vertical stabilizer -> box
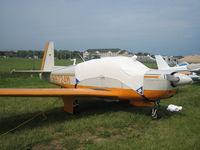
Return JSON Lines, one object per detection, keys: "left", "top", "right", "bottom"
{"left": 40, "top": 42, "right": 54, "bottom": 71}
{"left": 155, "top": 55, "right": 170, "bottom": 70}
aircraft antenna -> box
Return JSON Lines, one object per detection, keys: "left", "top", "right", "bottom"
{"left": 78, "top": 53, "right": 85, "bottom": 62}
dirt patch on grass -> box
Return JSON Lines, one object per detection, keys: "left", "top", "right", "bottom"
{"left": 32, "top": 145, "right": 53, "bottom": 150}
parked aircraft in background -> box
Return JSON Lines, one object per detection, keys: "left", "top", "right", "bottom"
{"left": 186, "top": 64, "right": 200, "bottom": 75}
{"left": 155, "top": 55, "right": 200, "bottom": 81}
{"left": 0, "top": 43, "right": 193, "bottom": 119}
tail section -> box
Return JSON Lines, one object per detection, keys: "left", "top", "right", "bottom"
{"left": 155, "top": 55, "right": 170, "bottom": 70}
{"left": 40, "top": 42, "right": 55, "bottom": 71}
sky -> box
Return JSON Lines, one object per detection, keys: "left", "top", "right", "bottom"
{"left": 0, "top": 0, "right": 200, "bottom": 56}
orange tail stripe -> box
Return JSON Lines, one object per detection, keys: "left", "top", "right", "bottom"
{"left": 40, "top": 42, "right": 49, "bottom": 70}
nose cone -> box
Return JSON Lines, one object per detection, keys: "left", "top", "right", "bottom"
{"left": 174, "top": 73, "right": 193, "bottom": 85}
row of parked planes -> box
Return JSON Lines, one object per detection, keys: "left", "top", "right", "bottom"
{"left": 0, "top": 42, "right": 199, "bottom": 119}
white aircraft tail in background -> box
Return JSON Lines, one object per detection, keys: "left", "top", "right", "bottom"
{"left": 155, "top": 55, "right": 171, "bottom": 70}
{"left": 155, "top": 55, "right": 187, "bottom": 71}
{"left": 155, "top": 55, "right": 200, "bottom": 80}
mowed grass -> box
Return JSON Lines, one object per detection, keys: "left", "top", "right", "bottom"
{"left": 0, "top": 58, "right": 200, "bottom": 150}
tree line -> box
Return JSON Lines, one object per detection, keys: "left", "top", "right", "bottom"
{"left": 0, "top": 50, "right": 83, "bottom": 59}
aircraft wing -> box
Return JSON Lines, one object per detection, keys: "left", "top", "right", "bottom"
{"left": 0, "top": 88, "right": 119, "bottom": 98}
{"left": 0, "top": 88, "right": 121, "bottom": 114}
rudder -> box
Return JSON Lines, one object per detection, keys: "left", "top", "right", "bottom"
{"left": 40, "top": 42, "right": 55, "bottom": 71}
{"left": 155, "top": 55, "right": 170, "bottom": 70}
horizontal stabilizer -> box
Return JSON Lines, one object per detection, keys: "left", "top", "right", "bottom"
{"left": 11, "top": 70, "right": 51, "bottom": 74}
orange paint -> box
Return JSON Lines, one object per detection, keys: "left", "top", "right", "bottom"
{"left": 50, "top": 82, "right": 178, "bottom": 100}
{"left": 0, "top": 88, "right": 119, "bottom": 98}
{"left": 180, "top": 72, "right": 191, "bottom": 75}
{"left": 62, "top": 96, "right": 74, "bottom": 114}
{"left": 144, "top": 76, "right": 160, "bottom": 78}
{"left": 130, "top": 100, "right": 154, "bottom": 106}
{"left": 40, "top": 42, "right": 48, "bottom": 70}
{"left": 144, "top": 89, "right": 177, "bottom": 100}
{"left": 50, "top": 82, "right": 144, "bottom": 100}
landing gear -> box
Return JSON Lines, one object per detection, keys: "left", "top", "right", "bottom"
{"left": 151, "top": 100, "right": 160, "bottom": 120}
{"left": 73, "top": 100, "right": 80, "bottom": 115}
{"left": 62, "top": 96, "right": 80, "bottom": 115}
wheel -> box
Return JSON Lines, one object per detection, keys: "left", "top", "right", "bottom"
{"left": 151, "top": 108, "right": 159, "bottom": 120}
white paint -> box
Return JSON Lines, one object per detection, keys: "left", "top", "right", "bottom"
{"left": 42, "top": 42, "right": 54, "bottom": 71}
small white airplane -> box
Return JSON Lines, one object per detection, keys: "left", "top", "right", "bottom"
{"left": 0, "top": 42, "right": 193, "bottom": 119}
{"left": 155, "top": 55, "right": 200, "bottom": 80}
{"left": 187, "top": 63, "right": 200, "bottom": 76}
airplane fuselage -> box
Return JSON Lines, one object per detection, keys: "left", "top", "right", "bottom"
{"left": 46, "top": 57, "right": 181, "bottom": 105}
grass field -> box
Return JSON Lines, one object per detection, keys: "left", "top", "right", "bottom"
{"left": 0, "top": 58, "right": 200, "bottom": 150}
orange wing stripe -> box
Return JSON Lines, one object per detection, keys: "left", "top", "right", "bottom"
{"left": 0, "top": 88, "right": 119, "bottom": 97}
{"left": 0, "top": 88, "right": 178, "bottom": 100}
